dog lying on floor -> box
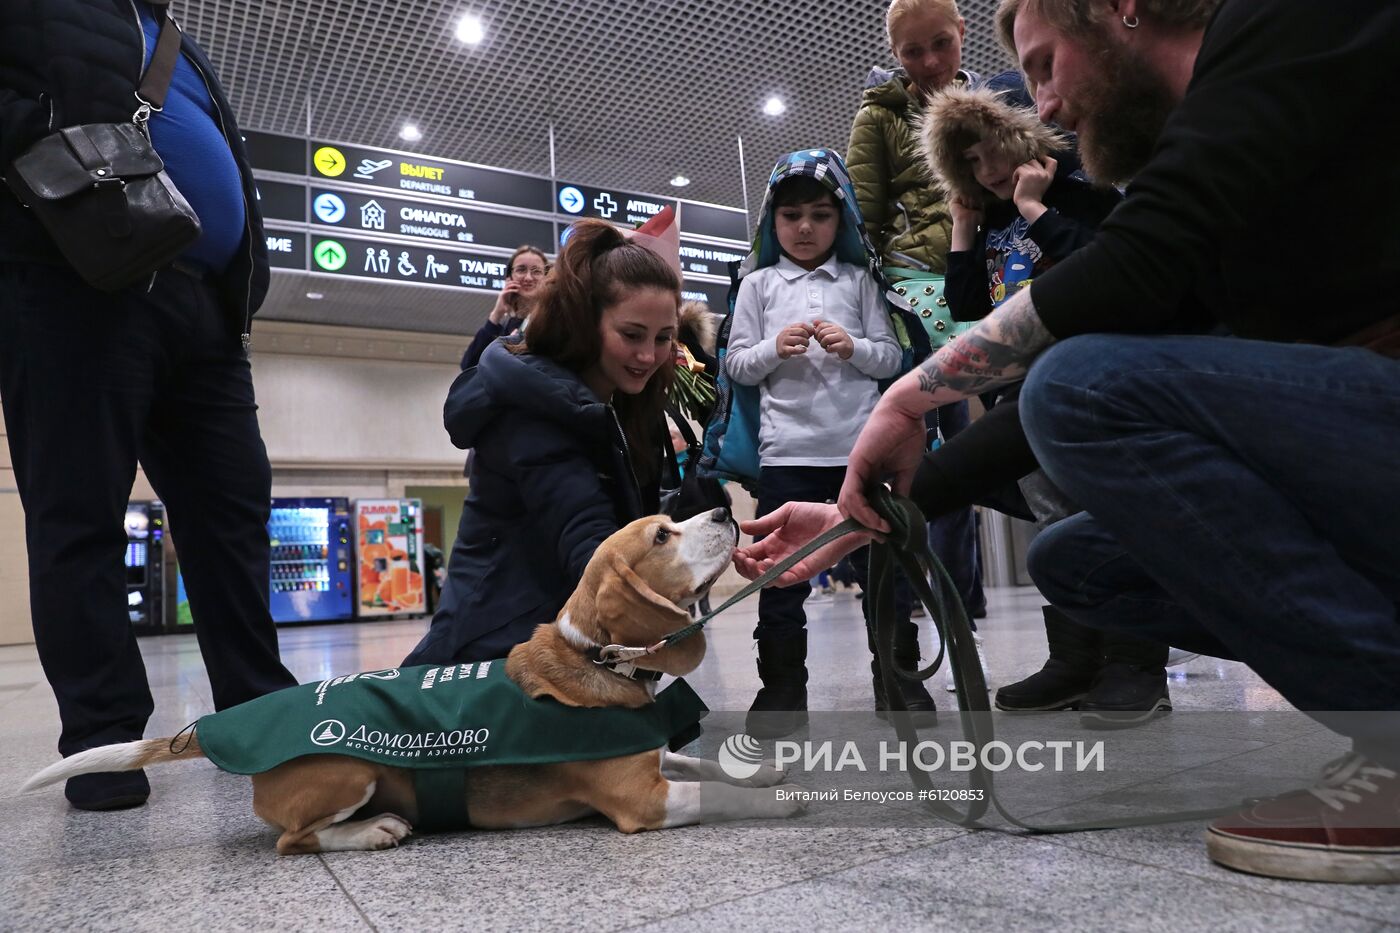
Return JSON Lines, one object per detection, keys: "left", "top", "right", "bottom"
{"left": 23, "top": 508, "right": 809, "bottom": 853}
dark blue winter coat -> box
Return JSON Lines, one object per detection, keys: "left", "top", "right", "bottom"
{"left": 403, "top": 339, "right": 656, "bottom": 664}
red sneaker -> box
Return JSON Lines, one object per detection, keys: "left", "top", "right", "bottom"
{"left": 1207, "top": 753, "right": 1400, "bottom": 883}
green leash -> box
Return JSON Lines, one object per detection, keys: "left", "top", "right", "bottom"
{"left": 618, "top": 488, "right": 1243, "bottom": 834}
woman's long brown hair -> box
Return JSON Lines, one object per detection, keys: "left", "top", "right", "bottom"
{"left": 510, "top": 220, "right": 679, "bottom": 489}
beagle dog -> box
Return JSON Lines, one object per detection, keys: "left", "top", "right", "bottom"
{"left": 23, "top": 508, "right": 807, "bottom": 854}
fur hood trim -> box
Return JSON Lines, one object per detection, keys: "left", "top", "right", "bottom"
{"left": 679, "top": 300, "right": 717, "bottom": 355}
{"left": 919, "top": 84, "right": 1066, "bottom": 204}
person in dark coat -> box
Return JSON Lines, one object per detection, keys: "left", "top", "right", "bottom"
{"left": 0, "top": 0, "right": 294, "bottom": 812}
{"left": 404, "top": 219, "right": 681, "bottom": 664}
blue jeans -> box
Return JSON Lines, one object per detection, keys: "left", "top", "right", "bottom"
{"left": 1020, "top": 334, "right": 1400, "bottom": 762}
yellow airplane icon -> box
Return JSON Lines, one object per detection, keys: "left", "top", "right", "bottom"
{"left": 313, "top": 146, "right": 346, "bottom": 177}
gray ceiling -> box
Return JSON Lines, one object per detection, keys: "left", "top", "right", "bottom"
{"left": 181, "top": 0, "right": 1013, "bottom": 214}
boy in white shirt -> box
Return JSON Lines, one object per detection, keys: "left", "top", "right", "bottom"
{"left": 728, "top": 173, "right": 931, "bottom": 738}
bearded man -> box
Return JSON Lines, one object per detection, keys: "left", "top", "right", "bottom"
{"left": 734, "top": 0, "right": 1400, "bottom": 884}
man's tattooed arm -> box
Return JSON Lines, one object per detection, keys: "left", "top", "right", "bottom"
{"left": 914, "top": 287, "right": 1057, "bottom": 403}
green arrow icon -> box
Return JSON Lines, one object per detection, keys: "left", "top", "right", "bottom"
{"left": 313, "top": 239, "right": 347, "bottom": 271}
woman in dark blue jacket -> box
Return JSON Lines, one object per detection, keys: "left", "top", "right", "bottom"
{"left": 404, "top": 220, "right": 680, "bottom": 664}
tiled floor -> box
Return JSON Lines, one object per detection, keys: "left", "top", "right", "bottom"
{"left": 2, "top": 586, "right": 1396, "bottom": 931}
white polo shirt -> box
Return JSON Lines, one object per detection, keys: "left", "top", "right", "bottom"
{"left": 725, "top": 254, "right": 902, "bottom": 466}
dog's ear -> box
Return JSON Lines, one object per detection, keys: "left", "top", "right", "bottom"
{"left": 596, "top": 551, "right": 690, "bottom": 630}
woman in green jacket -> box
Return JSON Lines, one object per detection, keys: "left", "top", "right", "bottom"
{"left": 848, "top": 0, "right": 976, "bottom": 275}
{"left": 847, "top": 0, "right": 988, "bottom": 704}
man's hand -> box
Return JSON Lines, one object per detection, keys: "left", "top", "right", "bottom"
{"left": 812, "top": 320, "right": 855, "bottom": 360}
{"left": 776, "top": 322, "right": 815, "bottom": 359}
{"left": 837, "top": 398, "right": 928, "bottom": 534}
{"left": 733, "top": 502, "right": 869, "bottom": 587}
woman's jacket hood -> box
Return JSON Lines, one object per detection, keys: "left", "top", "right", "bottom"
{"left": 860, "top": 66, "right": 980, "bottom": 114}
{"left": 920, "top": 84, "right": 1068, "bottom": 205}
{"left": 446, "top": 338, "right": 609, "bottom": 450}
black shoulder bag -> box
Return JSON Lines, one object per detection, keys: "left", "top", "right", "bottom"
{"left": 2, "top": 1, "right": 201, "bottom": 291}
{"left": 660, "top": 407, "right": 732, "bottom": 521}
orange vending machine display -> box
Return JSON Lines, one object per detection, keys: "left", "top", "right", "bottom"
{"left": 354, "top": 499, "right": 426, "bottom": 618}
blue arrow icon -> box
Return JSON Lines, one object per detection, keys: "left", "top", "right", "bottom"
{"left": 559, "top": 186, "right": 584, "bottom": 214}
{"left": 313, "top": 192, "right": 346, "bottom": 224}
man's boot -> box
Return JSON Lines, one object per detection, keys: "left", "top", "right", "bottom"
{"left": 746, "top": 631, "right": 809, "bottom": 739}
{"left": 1079, "top": 631, "right": 1171, "bottom": 729}
{"left": 869, "top": 620, "right": 938, "bottom": 726}
{"left": 995, "top": 606, "right": 1101, "bottom": 711}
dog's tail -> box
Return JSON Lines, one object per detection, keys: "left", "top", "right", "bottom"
{"left": 21, "top": 733, "right": 206, "bottom": 793}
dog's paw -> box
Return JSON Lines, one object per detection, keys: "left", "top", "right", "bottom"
{"left": 364, "top": 813, "right": 413, "bottom": 849}
{"left": 739, "top": 761, "right": 786, "bottom": 788}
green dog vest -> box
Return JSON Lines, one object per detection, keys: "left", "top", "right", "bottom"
{"left": 196, "top": 661, "right": 707, "bottom": 831}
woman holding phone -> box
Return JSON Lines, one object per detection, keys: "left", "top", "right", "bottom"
{"left": 460, "top": 245, "right": 550, "bottom": 369}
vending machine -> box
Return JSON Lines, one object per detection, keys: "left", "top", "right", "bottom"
{"left": 125, "top": 501, "right": 166, "bottom": 635}
{"left": 267, "top": 497, "right": 355, "bottom": 624}
{"left": 354, "top": 499, "right": 427, "bottom": 618}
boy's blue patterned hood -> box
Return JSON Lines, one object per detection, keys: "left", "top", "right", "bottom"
{"left": 742, "top": 148, "right": 888, "bottom": 284}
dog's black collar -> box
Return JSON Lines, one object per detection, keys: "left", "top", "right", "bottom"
{"left": 584, "top": 647, "right": 665, "bottom": 682}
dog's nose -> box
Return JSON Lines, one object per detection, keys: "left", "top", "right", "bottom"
{"left": 708, "top": 507, "right": 730, "bottom": 523}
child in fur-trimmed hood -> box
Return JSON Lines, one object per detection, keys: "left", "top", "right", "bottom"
{"left": 920, "top": 84, "right": 1122, "bottom": 323}
{"left": 916, "top": 84, "right": 1178, "bottom": 722}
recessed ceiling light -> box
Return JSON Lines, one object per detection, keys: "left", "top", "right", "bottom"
{"left": 306, "top": 291, "right": 324, "bottom": 300}
{"left": 763, "top": 96, "right": 787, "bottom": 117}
{"left": 455, "top": 13, "right": 485, "bottom": 45}
{"left": 399, "top": 124, "right": 422, "bottom": 142}
{"left": 670, "top": 175, "right": 691, "bottom": 187}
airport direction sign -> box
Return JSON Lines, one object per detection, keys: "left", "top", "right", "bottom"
{"left": 264, "top": 230, "right": 307, "bottom": 270}
{"left": 556, "top": 181, "right": 676, "bottom": 227}
{"left": 255, "top": 178, "right": 308, "bottom": 223}
{"left": 678, "top": 238, "right": 746, "bottom": 278}
{"left": 242, "top": 130, "right": 305, "bottom": 176}
{"left": 678, "top": 201, "right": 750, "bottom": 242}
{"left": 308, "top": 141, "right": 554, "bottom": 214}
{"left": 246, "top": 131, "right": 747, "bottom": 245}
{"left": 309, "top": 187, "right": 554, "bottom": 251}
{"left": 680, "top": 278, "right": 732, "bottom": 311}
{"left": 310, "top": 234, "right": 511, "bottom": 293}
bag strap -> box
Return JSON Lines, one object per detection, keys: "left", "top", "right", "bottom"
{"left": 661, "top": 424, "right": 682, "bottom": 488}
{"left": 665, "top": 404, "right": 701, "bottom": 453}
{"left": 137, "top": 3, "right": 183, "bottom": 112}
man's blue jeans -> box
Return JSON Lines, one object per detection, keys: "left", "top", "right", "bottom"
{"left": 1019, "top": 335, "right": 1400, "bottom": 763}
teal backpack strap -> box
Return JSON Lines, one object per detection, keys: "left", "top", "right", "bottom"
{"left": 411, "top": 769, "right": 472, "bottom": 833}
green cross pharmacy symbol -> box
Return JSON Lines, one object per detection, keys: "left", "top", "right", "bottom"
{"left": 313, "top": 239, "right": 347, "bottom": 272}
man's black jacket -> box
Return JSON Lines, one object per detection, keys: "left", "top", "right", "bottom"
{"left": 0, "top": 0, "right": 269, "bottom": 328}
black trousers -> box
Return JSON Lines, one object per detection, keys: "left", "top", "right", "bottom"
{"left": 0, "top": 262, "right": 295, "bottom": 757}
